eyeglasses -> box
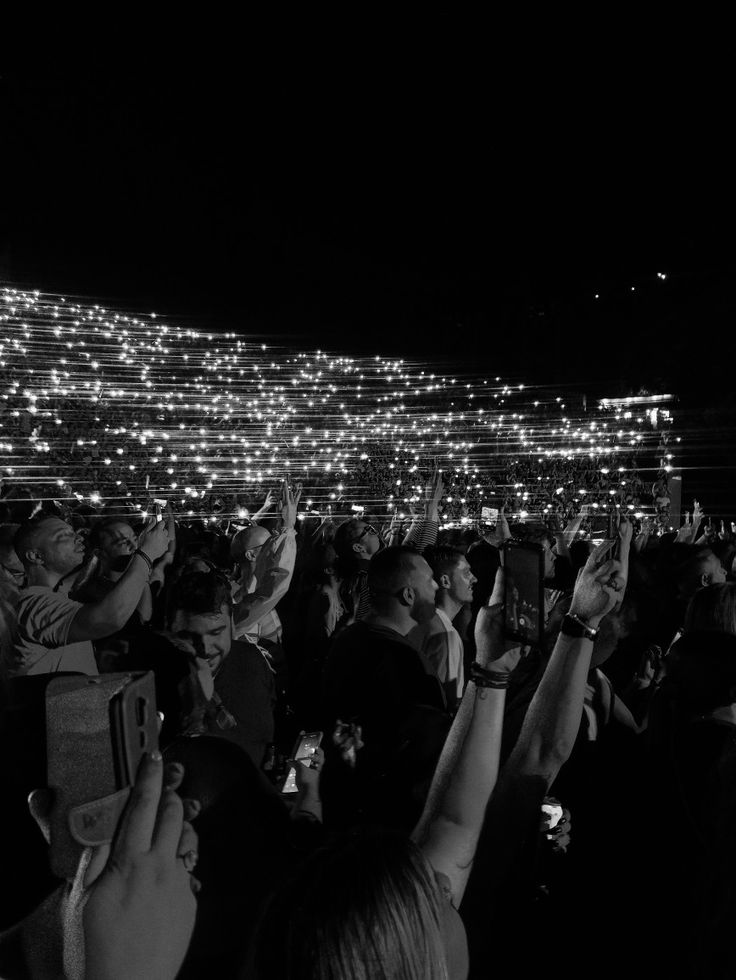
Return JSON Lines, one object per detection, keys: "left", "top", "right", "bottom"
{"left": 354, "top": 524, "right": 378, "bottom": 542}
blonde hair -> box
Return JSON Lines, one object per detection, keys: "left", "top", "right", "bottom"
{"left": 253, "top": 829, "right": 449, "bottom": 980}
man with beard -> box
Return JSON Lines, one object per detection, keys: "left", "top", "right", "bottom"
{"left": 322, "top": 546, "right": 450, "bottom": 830}
{"left": 4, "top": 514, "right": 167, "bottom": 677}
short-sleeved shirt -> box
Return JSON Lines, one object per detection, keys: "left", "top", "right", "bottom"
{"left": 408, "top": 608, "right": 465, "bottom": 699}
{"left": 5, "top": 586, "right": 97, "bottom": 677}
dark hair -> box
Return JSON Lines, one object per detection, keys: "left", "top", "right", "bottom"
{"left": 675, "top": 546, "right": 721, "bottom": 599}
{"left": 165, "top": 569, "right": 232, "bottom": 626}
{"left": 685, "top": 584, "right": 736, "bottom": 636}
{"left": 667, "top": 632, "right": 736, "bottom": 714}
{"left": 423, "top": 546, "right": 464, "bottom": 585}
{"left": 367, "top": 545, "right": 421, "bottom": 604}
{"left": 87, "top": 517, "right": 133, "bottom": 552}
{"left": 253, "top": 828, "right": 448, "bottom": 980}
{"left": 334, "top": 518, "right": 364, "bottom": 558}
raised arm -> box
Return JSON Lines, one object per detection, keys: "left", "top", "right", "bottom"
{"left": 461, "top": 543, "right": 627, "bottom": 932}
{"left": 68, "top": 520, "right": 169, "bottom": 641}
{"left": 412, "top": 569, "right": 523, "bottom": 906}
{"left": 232, "top": 483, "right": 298, "bottom": 636}
{"left": 504, "top": 541, "right": 625, "bottom": 782}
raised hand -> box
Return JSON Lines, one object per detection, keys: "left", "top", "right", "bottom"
{"left": 569, "top": 540, "right": 626, "bottom": 626}
{"left": 83, "top": 753, "right": 197, "bottom": 980}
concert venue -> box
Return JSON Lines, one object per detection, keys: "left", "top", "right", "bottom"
{"left": 2, "top": 61, "right": 735, "bottom": 980}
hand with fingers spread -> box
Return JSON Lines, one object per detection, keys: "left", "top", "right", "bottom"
{"left": 83, "top": 753, "right": 197, "bottom": 980}
{"left": 569, "top": 540, "right": 627, "bottom": 627}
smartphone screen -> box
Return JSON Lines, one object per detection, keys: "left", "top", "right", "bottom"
{"left": 281, "top": 731, "right": 323, "bottom": 794}
{"left": 503, "top": 541, "right": 544, "bottom": 647}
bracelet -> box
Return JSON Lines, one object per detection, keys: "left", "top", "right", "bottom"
{"left": 560, "top": 613, "right": 599, "bottom": 642}
{"left": 133, "top": 549, "right": 153, "bottom": 574}
{"left": 469, "top": 662, "right": 510, "bottom": 689}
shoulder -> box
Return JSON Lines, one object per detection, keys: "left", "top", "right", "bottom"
{"left": 17, "top": 587, "right": 81, "bottom": 617}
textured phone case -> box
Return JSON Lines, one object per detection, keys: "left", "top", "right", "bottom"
{"left": 45, "top": 672, "right": 157, "bottom": 880}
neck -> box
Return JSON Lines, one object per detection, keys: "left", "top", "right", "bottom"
{"left": 364, "top": 608, "right": 415, "bottom": 636}
{"left": 437, "top": 592, "right": 462, "bottom": 621}
{"left": 26, "top": 566, "right": 63, "bottom": 590}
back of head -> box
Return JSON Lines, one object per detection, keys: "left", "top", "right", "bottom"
{"left": 667, "top": 631, "right": 736, "bottom": 716}
{"left": 163, "top": 736, "right": 293, "bottom": 978}
{"left": 253, "top": 828, "right": 447, "bottom": 980}
{"left": 367, "top": 545, "right": 419, "bottom": 607}
{"left": 685, "top": 584, "right": 736, "bottom": 636}
{"left": 513, "top": 522, "right": 553, "bottom": 549}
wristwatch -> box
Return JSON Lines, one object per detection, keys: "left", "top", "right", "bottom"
{"left": 560, "top": 613, "right": 599, "bottom": 641}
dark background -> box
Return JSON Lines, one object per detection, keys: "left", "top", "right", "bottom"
{"left": 3, "top": 48, "right": 736, "bottom": 511}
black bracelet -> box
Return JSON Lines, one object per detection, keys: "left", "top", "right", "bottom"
{"left": 133, "top": 549, "right": 153, "bottom": 574}
{"left": 470, "top": 662, "right": 510, "bottom": 690}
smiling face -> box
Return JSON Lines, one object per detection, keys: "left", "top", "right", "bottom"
{"left": 170, "top": 603, "right": 232, "bottom": 674}
{"left": 98, "top": 521, "right": 138, "bottom": 573}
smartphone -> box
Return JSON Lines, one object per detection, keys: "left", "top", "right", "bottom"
{"left": 46, "top": 672, "right": 159, "bottom": 879}
{"left": 281, "top": 731, "right": 323, "bottom": 794}
{"left": 503, "top": 540, "right": 545, "bottom": 648}
{"left": 153, "top": 498, "right": 167, "bottom": 523}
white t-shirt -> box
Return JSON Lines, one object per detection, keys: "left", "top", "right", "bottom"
{"left": 5, "top": 586, "right": 97, "bottom": 677}
{"left": 408, "top": 608, "right": 465, "bottom": 699}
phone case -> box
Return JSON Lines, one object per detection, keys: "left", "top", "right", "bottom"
{"left": 46, "top": 672, "right": 158, "bottom": 880}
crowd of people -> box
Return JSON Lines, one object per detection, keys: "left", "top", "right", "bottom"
{"left": 1, "top": 458, "right": 735, "bottom": 979}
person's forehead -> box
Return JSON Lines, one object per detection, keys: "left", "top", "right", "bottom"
{"left": 46, "top": 519, "right": 74, "bottom": 539}
{"left": 171, "top": 607, "right": 230, "bottom": 632}
{"left": 104, "top": 523, "right": 135, "bottom": 539}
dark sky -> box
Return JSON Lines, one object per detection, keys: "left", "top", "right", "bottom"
{"left": 3, "top": 59, "right": 736, "bottom": 401}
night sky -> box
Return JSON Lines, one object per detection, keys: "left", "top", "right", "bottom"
{"left": 4, "top": 59, "right": 736, "bottom": 508}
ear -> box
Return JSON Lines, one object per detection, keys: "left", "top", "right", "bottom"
{"left": 244, "top": 550, "right": 257, "bottom": 563}
{"left": 439, "top": 572, "right": 452, "bottom": 590}
{"left": 399, "top": 585, "right": 414, "bottom": 607}
{"left": 27, "top": 788, "right": 53, "bottom": 845}
{"left": 23, "top": 548, "right": 44, "bottom": 567}
{"left": 352, "top": 542, "right": 367, "bottom": 557}
{"left": 701, "top": 573, "right": 711, "bottom": 588}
